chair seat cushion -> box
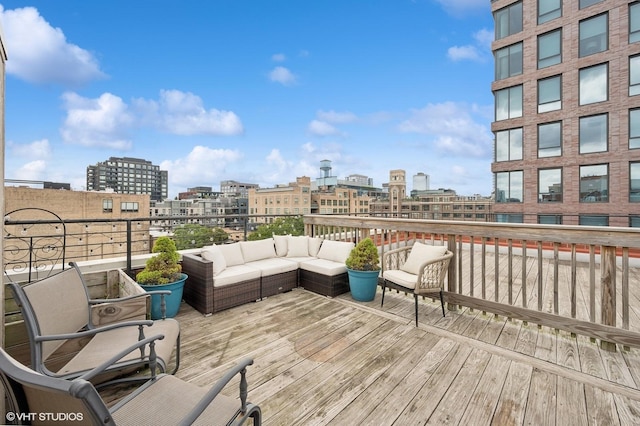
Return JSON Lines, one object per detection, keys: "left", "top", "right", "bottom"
{"left": 383, "top": 269, "right": 418, "bottom": 289}
{"left": 247, "top": 258, "right": 299, "bottom": 277}
{"left": 213, "top": 265, "right": 261, "bottom": 287}
{"left": 400, "top": 243, "right": 447, "bottom": 275}
{"left": 299, "top": 258, "right": 347, "bottom": 277}
{"left": 112, "top": 374, "right": 242, "bottom": 426}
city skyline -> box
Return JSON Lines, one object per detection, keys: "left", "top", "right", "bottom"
{"left": 1, "top": 0, "right": 494, "bottom": 199}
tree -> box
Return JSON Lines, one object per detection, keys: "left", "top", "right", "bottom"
{"left": 173, "top": 224, "right": 228, "bottom": 249}
{"left": 247, "top": 216, "right": 304, "bottom": 241}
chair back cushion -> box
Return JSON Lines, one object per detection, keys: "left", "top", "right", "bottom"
{"left": 400, "top": 243, "right": 447, "bottom": 275}
{"left": 21, "top": 267, "right": 91, "bottom": 361}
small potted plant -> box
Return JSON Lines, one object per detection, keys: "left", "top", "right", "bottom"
{"left": 136, "top": 236, "right": 188, "bottom": 319}
{"left": 345, "top": 237, "right": 381, "bottom": 301}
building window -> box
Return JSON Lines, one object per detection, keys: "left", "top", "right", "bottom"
{"left": 538, "top": 168, "right": 562, "bottom": 202}
{"left": 579, "top": 0, "right": 603, "bottom": 8}
{"left": 579, "top": 63, "right": 608, "bottom": 105}
{"left": 496, "top": 171, "right": 523, "bottom": 203}
{"left": 538, "top": 75, "right": 561, "bottom": 112}
{"left": 632, "top": 3, "right": 640, "bottom": 43}
{"left": 538, "top": 121, "right": 562, "bottom": 157}
{"left": 631, "top": 162, "right": 640, "bottom": 202}
{"left": 631, "top": 216, "right": 640, "bottom": 227}
{"left": 580, "top": 164, "right": 608, "bottom": 202}
{"left": 539, "top": 214, "right": 562, "bottom": 225}
{"left": 579, "top": 114, "right": 608, "bottom": 154}
{"left": 496, "top": 214, "right": 523, "bottom": 223}
{"left": 495, "top": 1, "right": 522, "bottom": 40}
{"left": 538, "top": 29, "right": 562, "bottom": 69}
{"left": 579, "top": 215, "right": 608, "bottom": 226}
{"left": 538, "top": 0, "right": 561, "bottom": 25}
{"left": 631, "top": 109, "right": 640, "bottom": 149}
{"left": 630, "top": 55, "right": 640, "bottom": 96}
{"left": 495, "top": 85, "right": 523, "bottom": 121}
{"left": 121, "top": 202, "right": 139, "bottom": 212}
{"left": 495, "top": 128, "right": 523, "bottom": 161}
{"left": 103, "top": 199, "right": 113, "bottom": 213}
{"left": 495, "top": 43, "right": 523, "bottom": 80}
{"left": 579, "top": 13, "right": 608, "bottom": 57}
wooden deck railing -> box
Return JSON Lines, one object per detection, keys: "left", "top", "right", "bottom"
{"left": 304, "top": 215, "right": 640, "bottom": 351}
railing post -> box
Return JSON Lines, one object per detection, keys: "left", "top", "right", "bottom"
{"left": 447, "top": 234, "right": 457, "bottom": 312}
{"left": 126, "top": 220, "right": 132, "bottom": 274}
{"left": 600, "top": 245, "right": 617, "bottom": 351}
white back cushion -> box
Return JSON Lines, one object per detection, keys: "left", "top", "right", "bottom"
{"left": 287, "top": 236, "right": 309, "bottom": 257}
{"left": 308, "top": 237, "right": 323, "bottom": 257}
{"left": 400, "top": 242, "right": 447, "bottom": 275}
{"left": 316, "top": 240, "right": 355, "bottom": 263}
{"left": 240, "top": 238, "right": 277, "bottom": 263}
{"left": 201, "top": 245, "right": 227, "bottom": 276}
{"left": 218, "top": 243, "right": 245, "bottom": 266}
{"left": 273, "top": 234, "right": 289, "bottom": 257}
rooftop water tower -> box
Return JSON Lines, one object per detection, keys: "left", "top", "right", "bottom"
{"left": 320, "top": 159, "right": 332, "bottom": 178}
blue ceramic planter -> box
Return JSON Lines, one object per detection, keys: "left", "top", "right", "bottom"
{"left": 140, "top": 273, "right": 187, "bottom": 319}
{"left": 347, "top": 269, "right": 380, "bottom": 302}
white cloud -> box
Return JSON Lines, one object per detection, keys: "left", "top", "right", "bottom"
{"left": 134, "top": 89, "right": 244, "bottom": 136}
{"left": 160, "top": 146, "right": 243, "bottom": 191}
{"left": 398, "top": 101, "right": 492, "bottom": 157}
{"left": 0, "top": 6, "right": 106, "bottom": 86}
{"left": 317, "top": 110, "right": 357, "bottom": 124}
{"left": 9, "top": 139, "right": 51, "bottom": 158}
{"left": 269, "top": 66, "right": 297, "bottom": 86}
{"left": 308, "top": 120, "right": 340, "bottom": 136}
{"left": 272, "top": 53, "right": 286, "bottom": 62}
{"left": 447, "top": 45, "right": 481, "bottom": 62}
{"left": 474, "top": 28, "right": 494, "bottom": 49}
{"left": 14, "top": 160, "right": 47, "bottom": 181}
{"left": 60, "top": 92, "right": 134, "bottom": 150}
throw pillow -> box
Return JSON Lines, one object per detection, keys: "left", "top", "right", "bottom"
{"left": 287, "top": 235, "right": 309, "bottom": 257}
{"left": 400, "top": 242, "right": 447, "bottom": 275}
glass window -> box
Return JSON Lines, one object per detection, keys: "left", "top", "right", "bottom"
{"left": 495, "top": 2, "right": 522, "bottom": 40}
{"left": 631, "top": 109, "right": 640, "bottom": 149}
{"left": 538, "top": 29, "right": 562, "bottom": 69}
{"left": 579, "top": 63, "right": 608, "bottom": 105}
{"left": 631, "top": 216, "right": 640, "bottom": 227}
{"left": 538, "top": 75, "right": 561, "bottom": 112}
{"left": 580, "top": 164, "right": 608, "bottom": 202}
{"left": 102, "top": 199, "right": 113, "bottom": 213}
{"left": 538, "top": 0, "right": 561, "bottom": 25}
{"left": 495, "top": 85, "right": 523, "bottom": 121}
{"left": 496, "top": 214, "right": 524, "bottom": 223}
{"left": 539, "top": 168, "right": 563, "bottom": 202}
{"left": 579, "top": 215, "right": 608, "bottom": 226}
{"left": 495, "top": 128, "right": 523, "bottom": 161}
{"left": 631, "top": 162, "right": 640, "bottom": 202}
{"left": 631, "top": 3, "right": 640, "bottom": 43}
{"left": 579, "top": 114, "right": 607, "bottom": 154}
{"left": 579, "top": 0, "right": 603, "bottom": 8}
{"left": 496, "top": 171, "right": 523, "bottom": 203}
{"left": 538, "top": 121, "right": 562, "bottom": 157}
{"left": 630, "top": 55, "right": 640, "bottom": 96}
{"left": 579, "top": 14, "right": 608, "bottom": 57}
{"left": 539, "top": 214, "right": 562, "bottom": 224}
{"left": 495, "top": 43, "right": 523, "bottom": 80}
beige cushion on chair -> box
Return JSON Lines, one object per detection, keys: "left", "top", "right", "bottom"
{"left": 400, "top": 242, "right": 447, "bottom": 275}
{"left": 382, "top": 269, "right": 418, "bottom": 289}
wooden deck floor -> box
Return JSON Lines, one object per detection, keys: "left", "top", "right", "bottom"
{"left": 168, "top": 286, "right": 640, "bottom": 425}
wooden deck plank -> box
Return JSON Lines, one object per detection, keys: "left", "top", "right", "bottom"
{"left": 523, "top": 368, "right": 557, "bottom": 426}
{"left": 458, "top": 354, "right": 510, "bottom": 425}
{"left": 556, "top": 377, "right": 588, "bottom": 426}
{"left": 492, "top": 361, "right": 533, "bottom": 425}
{"left": 584, "top": 385, "right": 620, "bottom": 425}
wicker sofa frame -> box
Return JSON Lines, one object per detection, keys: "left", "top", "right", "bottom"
{"left": 181, "top": 253, "right": 348, "bottom": 315}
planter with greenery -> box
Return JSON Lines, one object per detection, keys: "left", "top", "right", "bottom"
{"left": 345, "top": 238, "right": 381, "bottom": 302}
{"left": 136, "top": 236, "right": 188, "bottom": 319}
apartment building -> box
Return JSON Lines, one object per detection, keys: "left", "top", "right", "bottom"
{"left": 86, "top": 157, "right": 168, "bottom": 201}
{"left": 491, "top": 0, "right": 640, "bottom": 226}
{"left": 248, "top": 177, "right": 312, "bottom": 224}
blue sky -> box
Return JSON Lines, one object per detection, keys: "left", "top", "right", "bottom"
{"left": 1, "top": 0, "right": 494, "bottom": 199}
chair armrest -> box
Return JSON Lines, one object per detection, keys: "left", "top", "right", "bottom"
{"left": 33, "top": 320, "right": 154, "bottom": 343}
{"left": 382, "top": 246, "right": 412, "bottom": 272}
{"left": 77, "top": 334, "right": 166, "bottom": 382}
{"left": 177, "top": 358, "right": 255, "bottom": 426}
{"left": 414, "top": 251, "right": 454, "bottom": 294}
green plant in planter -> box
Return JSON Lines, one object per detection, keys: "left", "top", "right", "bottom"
{"left": 136, "top": 236, "right": 183, "bottom": 285}
{"left": 345, "top": 238, "right": 380, "bottom": 271}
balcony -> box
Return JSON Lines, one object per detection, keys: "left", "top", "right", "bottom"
{"left": 4, "top": 213, "right": 640, "bottom": 423}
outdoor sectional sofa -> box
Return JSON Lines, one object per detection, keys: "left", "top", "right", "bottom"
{"left": 181, "top": 236, "right": 355, "bottom": 315}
